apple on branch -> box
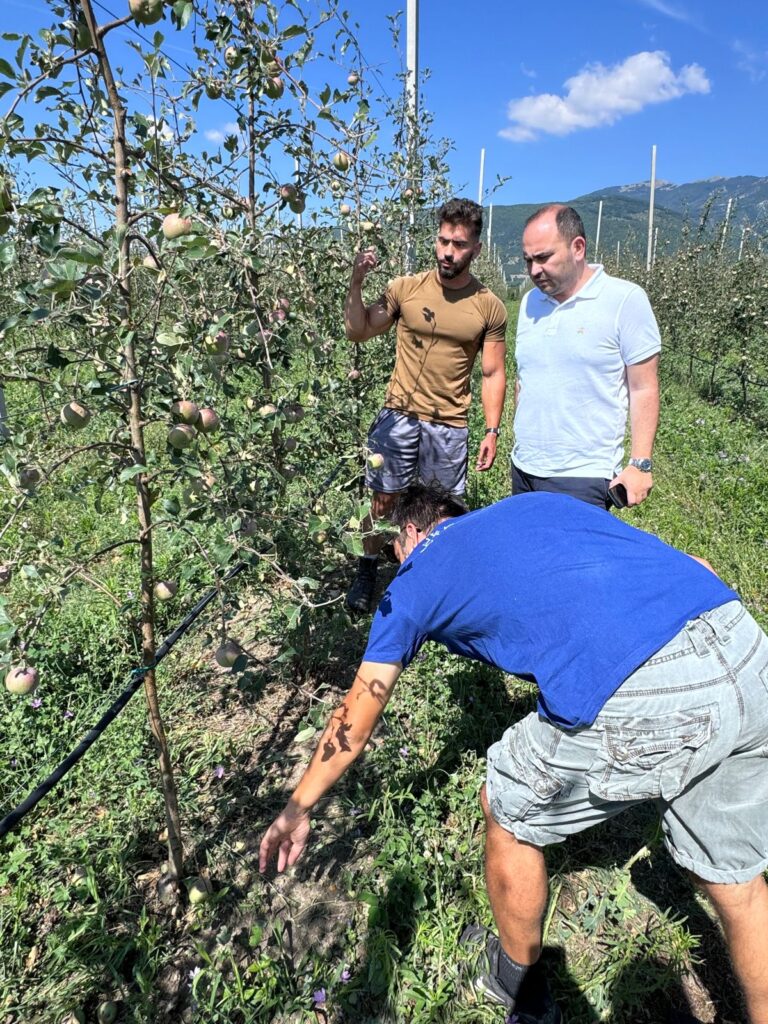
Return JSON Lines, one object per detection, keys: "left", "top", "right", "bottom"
{"left": 5, "top": 665, "right": 39, "bottom": 695}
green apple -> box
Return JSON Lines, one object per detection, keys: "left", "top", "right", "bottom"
{"left": 224, "top": 46, "right": 242, "bottom": 69}
{"left": 154, "top": 580, "right": 178, "bottom": 602}
{"left": 197, "top": 408, "right": 220, "bottom": 434}
{"left": 96, "top": 1002, "right": 119, "bottom": 1024}
{"left": 60, "top": 401, "right": 92, "bottom": 429}
{"left": 215, "top": 640, "right": 241, "bottom": 667}
{"left": 128, "top": 0, "right": 163, "bottom": 25}
{"left": 283, "top": 402, "right": 304, "bottom": 424}
{"left": 19, "top": 465, "right": 42, "bottom": 491}
{"left": 161, "top": 213, "right": 192, "bottom": 239}
{"left": 188, "top": 876, "right": 213, "bottom": 904}
{"left": 5, "top": 665, "right": 39, "bottom": 696}
{"left": 264, "top": 77, "right": 284, "bottom": 99}
{"left": 168, "top": 424, "right": 196, "bottom": 449}
{"left": 170, "top": 400, "right": 200, "bottom": 425}
{"left": 332, "top": 151, "right": 351, "bottom": 172}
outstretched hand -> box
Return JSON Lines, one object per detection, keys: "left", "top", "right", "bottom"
{"left": 259, "top": 802, "right": 312, "bottom": 874}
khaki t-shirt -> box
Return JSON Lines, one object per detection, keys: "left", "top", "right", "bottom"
{"left": 381, "top": 269, "right": 507, "bottom": 426}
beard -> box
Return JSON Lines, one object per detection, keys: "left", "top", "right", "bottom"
{"left": 437, "top": 250, "right": 473, "bottom": 281}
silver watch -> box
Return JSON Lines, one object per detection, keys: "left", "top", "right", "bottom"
{"left": 629, "top": 457, "right": 653, "bottom": 473}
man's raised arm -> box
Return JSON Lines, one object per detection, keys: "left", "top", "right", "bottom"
{"left": 259, "top": 660, "right": 402, "bottom": 873}
{"left": 344, "top": 249, "right": 395, "bottom": 341}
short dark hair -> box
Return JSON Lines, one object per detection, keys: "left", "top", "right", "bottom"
{"left": 389, "top": 482, "right": 469, "bottom": 532}
{"left": 437, "top": 197, "right": 483, "bottom": 240}
{"left": 524, "top": 203, "right": 586, "bottom": 245}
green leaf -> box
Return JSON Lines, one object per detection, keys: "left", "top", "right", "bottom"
{"left": 212, "top": 542, "right": 235, "bottom": 566}
{"left": 173, "top": 0, "right": 193, "bottom": 30}
{"left": 0, "top": 59, "right": 15, "bottom": 79}
{"left": 281, "top": 24, "right": 306, "bottom": 39}
{"left": 118, "top": 464, "right": 147, "bottom": 483}
{"left": 0, "top": 242, "right": 15, "bottom": 268}
{"left": 294, "top": 726, "right": 316, "bottom": 743}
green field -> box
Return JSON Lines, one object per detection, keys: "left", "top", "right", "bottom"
{"left": 2, "top": 327, "right": 766, "bottom": 1022}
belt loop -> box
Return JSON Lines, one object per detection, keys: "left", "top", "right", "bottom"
{"left": 686, "top": 618, "right": 713, "bottom": 657}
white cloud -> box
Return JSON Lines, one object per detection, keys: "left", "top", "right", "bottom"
{"left": 204, "top": 122, "right": 241, "bottom": 143}
{"left": 499, "top": 51, "right": 710, "bottom": 142}
{"left": 634, "top": 0, "right": 694, "bottom": 23}
{"left": 520, "top": 63, "right": 537, "bottom": 79}
{"left": 733, "top": 40, "right": 768, "bottom": 83}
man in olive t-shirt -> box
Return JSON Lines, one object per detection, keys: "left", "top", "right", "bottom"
{"left": 343, "top": 197, "right": 507, "bottom": 613}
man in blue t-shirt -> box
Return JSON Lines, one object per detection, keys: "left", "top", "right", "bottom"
{"left": 259, "top": 485, "right": 768, "bottom": 1024}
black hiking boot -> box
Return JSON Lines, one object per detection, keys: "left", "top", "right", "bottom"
{"left": 459, "top": 925, "right": 563, "bottom": 1023}
{"left": 345, "top": 557, "right": 378, "bottom": 614}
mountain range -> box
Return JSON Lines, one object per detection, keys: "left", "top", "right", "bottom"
{"left": 486, "top": 175, "right": 768, "bottom": 276}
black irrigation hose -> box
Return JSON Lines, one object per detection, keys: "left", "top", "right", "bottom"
{"left": 0, "top": 453, "right": 352, "bottom": 840}
{"left": 0, "top": 561, "right": 248, "bottom": 840}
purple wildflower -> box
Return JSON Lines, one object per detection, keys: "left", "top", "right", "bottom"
{"left": 63, "top": 709, "right": 74, "bottom": 719}
{"left": 398, "top": 746, "right": 409, "bottom": 758}
{"left": 313, "top": 988, "right": 326, "bottom": 1005}
{"left": 214, "top": 765, "right": 225, "bottom": 780}
{"left": 340, "top": 968, "right": 351, "bottom": 983}
{"left": 30, "top": 697, "right": 42, "bottom": 709}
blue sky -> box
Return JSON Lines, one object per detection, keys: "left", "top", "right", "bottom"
{"left": 3, "top": 0, "right": 767, "bottom": 205}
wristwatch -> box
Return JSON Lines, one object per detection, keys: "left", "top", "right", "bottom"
{"left": 629, "top": 457, "right": 653, "bottom": 472}
{"left": 485, "top": 427, "right": 500, "bottom": 436}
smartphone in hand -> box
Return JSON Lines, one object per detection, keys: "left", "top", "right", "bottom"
{"left": 608, "top": 483, "right": 628, "bottom": 509}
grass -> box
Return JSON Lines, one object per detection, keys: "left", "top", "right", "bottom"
{"left": 1, "top": 338, "right": 767, "bottom": 1022}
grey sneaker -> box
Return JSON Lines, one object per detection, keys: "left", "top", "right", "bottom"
{"left": 459, "top": 925, "right": 563, "bottom": 1024}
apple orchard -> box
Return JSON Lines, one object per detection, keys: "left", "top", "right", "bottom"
{"left": 0, "top": 0, "right": 465, "bottom": 879}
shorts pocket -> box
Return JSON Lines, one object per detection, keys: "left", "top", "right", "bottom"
{"left": 488, "top": 722, "right": 568, "bottom": 825}
{"left": 585, "top": 706, "right": 718, "bottom": 802}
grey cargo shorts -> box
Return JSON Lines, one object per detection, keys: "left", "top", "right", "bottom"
{"left": 365, "top": 408, "right": 468, "bottom": 495}
{"left": 487, "top": 601, "right": 768, "bottom": 883}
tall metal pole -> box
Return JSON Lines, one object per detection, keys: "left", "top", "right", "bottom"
{"left": 646, "top": 144, "right": 657, "bottom": 273}
{"left": 617, "top": 240, "right": 621, "bottom": 270}
{"left": 738, "top": 225, "right": 748, "bottom": 260}
{"left": 720, "top": 196, "right": 733, "bottom": 255}
{"left": 477, "top": 147, "right": 485, "bottom": 205}
{"left": 405, "top": 0, "right": 419, "bottom": 274}
{"left": 594, "top": 199, "right": 603, "bottom": 261}
{"left": 487, "top": 202, "right": 493, "bottom": 249}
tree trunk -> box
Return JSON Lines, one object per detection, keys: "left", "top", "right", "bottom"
{"left": 79, "top": 0, "right": 184, "bottom": 883}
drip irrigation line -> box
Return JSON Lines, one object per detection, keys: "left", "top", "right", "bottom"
{"left": 0, "top": 561, "right": 247, "bottom": 840}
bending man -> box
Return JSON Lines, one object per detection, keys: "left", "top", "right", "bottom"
{"left": 260, "top": 484, "right": 768, "bottom": 1024}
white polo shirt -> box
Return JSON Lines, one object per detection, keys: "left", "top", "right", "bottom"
{"left": 513, "top": 265, "right": 661, "bottom": 478}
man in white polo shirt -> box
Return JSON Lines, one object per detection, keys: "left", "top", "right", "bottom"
{"left": 513, "top": 204, "right": 660, "bottom": 508}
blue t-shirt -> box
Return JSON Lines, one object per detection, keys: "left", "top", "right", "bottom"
{"left": 364, "top": 494, "right": 737, "bottom": 729}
